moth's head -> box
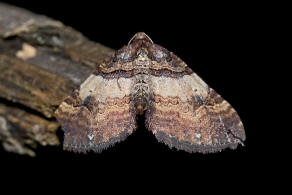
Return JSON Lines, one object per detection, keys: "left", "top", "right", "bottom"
{"left": 128, "top": 32, "right": 153, "bottom": 46}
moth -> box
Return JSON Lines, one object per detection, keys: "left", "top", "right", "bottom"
{"left": 55, "top": 32, "right": 245, "bottom": 153}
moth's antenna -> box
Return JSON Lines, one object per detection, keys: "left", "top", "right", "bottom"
{"left": 127, "top": 34, "right": 137, "bottom": 46}
{"left": 127, "top": 32, "right": 153, "bottom": 47}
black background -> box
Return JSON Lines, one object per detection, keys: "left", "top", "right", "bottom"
{"left": 0, "top": 0, "right": 267, "bottom": 186}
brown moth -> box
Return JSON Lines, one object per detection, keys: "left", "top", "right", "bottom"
{"left": 55, "top": 32, "right": 245, "bottom": 153}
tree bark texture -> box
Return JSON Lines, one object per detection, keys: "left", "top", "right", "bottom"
{"left": 0, "top": 3, "right": 115, "bottom": 156}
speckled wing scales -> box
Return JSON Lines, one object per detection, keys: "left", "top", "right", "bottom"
{"left": 55, "top": 32, "right": 245, "bottom": 154}
{"left": 55, "top": 72, "right": 136, "bottom": 153}
{"left": 146, "top": 47, "right": 245, "bottom": 153}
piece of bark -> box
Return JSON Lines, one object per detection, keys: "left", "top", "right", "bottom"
{"left": 0, "top": 3, "right": 115, "bottom": 155}
{"left": 0, "top": 103, "right": 60, "bottom": 156}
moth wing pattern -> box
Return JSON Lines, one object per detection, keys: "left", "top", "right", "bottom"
{"left": 146, "top": 46, "right": 245, "bottom": 153}
{"left": 55, "top": 72, "right": 136, "bottom": 153}
{"left": 55, "top": 32, "right": 245, "bottom": 154}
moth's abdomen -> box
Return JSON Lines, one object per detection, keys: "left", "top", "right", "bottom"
{"left": 132, "top": 73, "right": 150, "bottom": 115}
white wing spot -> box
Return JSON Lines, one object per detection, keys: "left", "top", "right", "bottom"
{"left": 195, "top": 133, "right": 201, "bottom": 139}
{"left": 88, "top": 133, "right": 94, "bottom": 141}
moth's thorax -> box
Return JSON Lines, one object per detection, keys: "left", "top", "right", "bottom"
{"left": 132, "top": 47, "right": 151, "bottom": 114}
{"left": 134, "top": 48, "right": 151, "bottom": 70}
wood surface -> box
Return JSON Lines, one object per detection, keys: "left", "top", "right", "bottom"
{"left": 0, "top": 3, "right": 114, "bottom": 156}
